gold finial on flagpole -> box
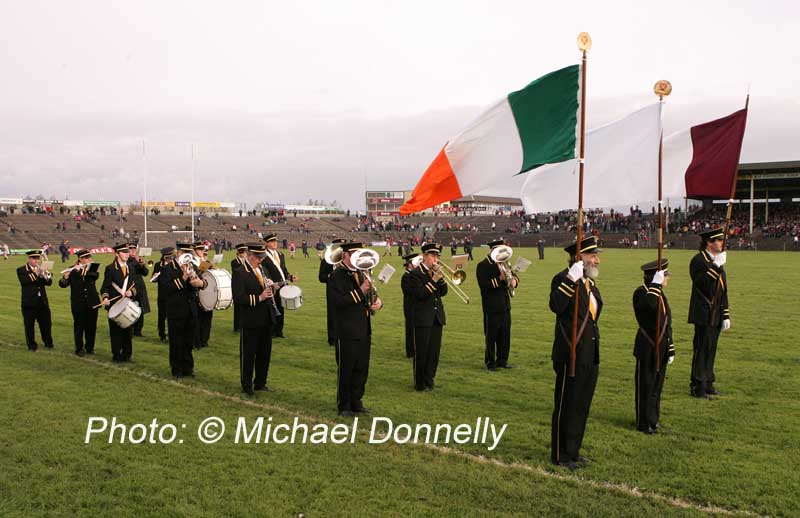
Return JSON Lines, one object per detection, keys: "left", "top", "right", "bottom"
{"left": 577, "top": 32, "right": 592, "bottom": 51}
{"left": 654, "top": 79, "right": 672, "bottom": 99}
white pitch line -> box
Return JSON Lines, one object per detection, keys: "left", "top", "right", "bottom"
{"left": 0, "top": 341, "right": 762, "bottom": 517}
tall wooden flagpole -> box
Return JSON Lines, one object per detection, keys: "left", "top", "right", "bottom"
{"left": 570, "top": 32, "right": 591, "bottom": 378}
{"left": 653, "top": 79, "right": 672, "bottom": 372}
{"left": 721, "top": 92, "right": 750, "bottom": 251}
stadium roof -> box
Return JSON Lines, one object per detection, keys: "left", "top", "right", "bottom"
{"left": 735, "top": 160, "right": 800, "bottom": 199}
{"left": 452, "top": 195, "right": 523, "bottom": 205}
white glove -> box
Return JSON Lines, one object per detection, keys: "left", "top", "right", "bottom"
{"left": 722, "top": 319, "right": 731, "bottom": 331}
{"left": 567, "top": 261, "right": 584, "bottom": 282}
{"left": 651, "top": 270, "right": 665, "bottom": 285}
{"left": 668, "top": 356, "right": 674, "bottom": 365}
{"left": 713, "top": 251, "right": 727, "bottom": 267}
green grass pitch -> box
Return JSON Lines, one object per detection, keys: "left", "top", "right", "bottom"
{"left": 1, "top": 247, "right": 797, "bottom": 516}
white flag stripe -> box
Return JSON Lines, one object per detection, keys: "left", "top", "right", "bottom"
{"left": 521, "top": 103, "right": 662, "bottom": 213}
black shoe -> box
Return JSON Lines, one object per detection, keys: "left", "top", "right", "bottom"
{"left": 184, "top": 372, "right": 196, "bottom": 378}
{"left": 423, "top": 387, "right": 433, "bottom": 392}
{"left": 706, "top": 387, "right": 723, "bottom": 396}
{"left": 112, "top": 358, "right": 123, "bottom": 363}
{"left": 27, "top": 347, "right": 37, "bottom": 352}
{"left": 86, "top": 350, "right": 95, "bottom": 355}
{"left": 338, "top": 410, "right": 355, "bottom": 417}
{"left": 487, "top": 365, "right": 497, "bottom": 372}
{"left": 44, "top": 344, "right": 54, "bottom": 349}
{"left": 414, "top": 386, "right": 425, "bottom": 392}
{"left": 242, "top": 388, "right": 254, "bottom": 397}
{"left": 575, "top": 455, "right": 590, "bottom": 464}
{"left": 233, "top": 328, "right": 240, "bottom": 333}
{"left": 75, "top": 350, "right": 86, "bottom": 357}
{"left": 353, "top": 407, "right": 371, "bottom": 414}
{"left": 134, "top": 333, "right": 143, "bottom": 337}
{"left": 643, "top": 427, "right": 657, "bottom": 435}
{"left": 159, "top": 337, "right": 167, "bottom": 344}
{"left": 500, "top": 364, "right": 513, "bottom": 369}
{"left": 173, "top": 374, "right": 184, "bottom": 380}
{"left": 254, "top": 386, "right": 273, "bottom": 392}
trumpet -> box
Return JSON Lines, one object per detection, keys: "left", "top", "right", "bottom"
{"left": 432, "top": 262, "right": 470, "bottom": 304}
{"left": 490, "top": 244, "right": 517, "bottom": 298}
{"left": 349, "top": 248, "right": 380, "bottom": 314}
{"left": 37, "top": 261, "right": 53, "bottom": 280}
{"left": 146, "top": 260, "right": 154, "bottom": 267}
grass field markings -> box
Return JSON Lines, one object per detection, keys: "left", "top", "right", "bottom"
{"left": 0, "top": 340, "right": 760, "bottom": 517}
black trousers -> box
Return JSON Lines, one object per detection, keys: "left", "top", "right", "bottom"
{"left": 71, "top": 304, "right": 98, "bottom": 353}
{"left": 404, "top": 314, "right": 414, "bottom": 359}
{"left": 157, "top": 298, "right": 167, "bottom": 339}
{"left": 691, "top": 324, "right": 721, "bottom": 396}
{"left": 240, "top": 325, "right": 272, "bottom": 390}
{"left": 22, "top": 305, "right": 53, "bottom": 349}
{"left": 195, "top": 308, "right": 213, "bottom": 348}
{"left": 336, "top": 338, "right": 371, "bottom": 411}
{"left": 133, "top": 313, "right": 145, "bottom": 335}
{"left": 635, "top": 351, "right": 668, "bottom": 431}
{"left": 538, "top": 248, "right": 545, "bottom": 260}
{"left": 233, "top": 303, "right": 241, "bottom": 332}
{"left": 108, "top": 319, "right": 133, "bottom": 361}
{"left": 551, "top": 362, "right": 598, "bottom": 464}
{"left": 272, "top": 294, "right": 285, "bottom": 337}
{"left": 484, "top": 310, "right": 511, "bottom": 368}
{"left": 413, "top": 324, "right": 442, "bottom": 390}
{"left": 168, "top": 317, "right": 196, "bottom": 376}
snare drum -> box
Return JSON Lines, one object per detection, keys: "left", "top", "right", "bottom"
{"left": 279, "top": 285, "right": 303, "bottom": 310}
{"left": 108, "top": 298, "right": 142, "bottom": 329}
{"left": 199, "top": 269, "right": 233, "bottom": 311}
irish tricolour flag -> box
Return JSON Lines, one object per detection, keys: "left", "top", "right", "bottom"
{"left": 399, "top": 65, "right": 581, "bottom": 215}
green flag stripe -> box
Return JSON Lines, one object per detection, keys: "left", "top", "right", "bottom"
{"left": 507, "top": 64, "right": 580, "bottom": 173}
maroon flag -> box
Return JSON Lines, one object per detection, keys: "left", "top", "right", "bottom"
{"left": 684, "top": 108, "right": 748, "bottom": 199}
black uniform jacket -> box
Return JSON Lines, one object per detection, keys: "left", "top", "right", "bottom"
{"left": 262, "top": 250, "right": 290, "bottom": 283}
{"left": 329, "top": 266, "right": 371, "bottom": 340}
{"left": 231, "top": 260, "right": 272, "bottom": 329}
{"left": 101, "top": 259, "right": 138, "bottom": 312}
{"left": 476, "top": 256, "right": 515, "bottom": 313}
{"left": 159, "top": 259, "right": 200, "bottom": 320}
{"left": 548, "top": 269, "right": 602, "bottom": 365}
{"left": 58, "top": 265, "right": 100, "bottom": 307}
{"left": 406, "top": 264, "right": 447, "bottom": 328}
{"left": 632, "top": 282, "right": 674, "bottom": 360}
{"left": 401, "top": 268, "right": 415, "bottom": 323}
{"left": 231, "top": 255, "right": 247, "bottom": 273}
{"left": 18, "top": 263, "right": 52, "bottom": 308}
{"left": 688, "top": 249, "right": 729, "bottom": 326}
{"left": 318, "top": 260, "right": 333, "bottom": 284}
{"left": 127, "top": 257, "right": 151, "bottom": 314}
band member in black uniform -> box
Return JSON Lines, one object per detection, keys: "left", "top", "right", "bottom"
{"left": 17, "top": 249, "right": 54, "bottom": 350}
{"left": 330, "top": 242, "right": 382, "bottom": 416}
{"left": 477, "top": 239, "right": 519, "bottom": 371}
{"left": 127, "top": 244, "right": 150, "bottom": 338}
{"left": 549, "top": 236, "right": 603, "bottom": 470}
{"left": 319, "top": 238, "right": 347, "bottom": 349}
{"left": 263, "top": 233, "right": 296, "bottom": 338}
{"left": 160, "top": 243, "right": 205, "bottom": 378}
{"left": 152, "top": 247, "right": 175, "bottom": 343}
{"left": 633, "top": 259, "right": 675, "bottom": 434}
{"left": 230, "top": 243, "right": 249, "bottom": 333}
{"left": 101, "top": 243, "right": 137, "bottom": 362}
{"left": 232, "top": 243, "right": 275, "bottom": 396}
{"left": 58, "top": 249, "right": 99, "bottom": 356}
{"left": 192, "top": 241, "right": 213, "bottom": 349}
{"left": 400, "top": 253, "right": 419, "bottom": 359}
{"left": 688, "top": 227, "right": 730, "bottom": 399}
{"left": 407, "top": 243, "right": 447, "bottom": 391}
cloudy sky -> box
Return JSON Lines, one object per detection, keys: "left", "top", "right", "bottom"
{"left": 0, "top": 0, "right": 797, "bottom": 210}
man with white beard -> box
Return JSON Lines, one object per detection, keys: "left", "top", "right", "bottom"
{"left": 548, "top": 236, "right": 603, "bottom": 470}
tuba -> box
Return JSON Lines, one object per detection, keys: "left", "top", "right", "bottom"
{"left": 490, "top": 244, "right": 517, "bottom": 298}
{"left": 349, "top": 248, "right": 380, "bottom": 313}
{"left": 324, "top": 244, "right": 344, "bottom": 266}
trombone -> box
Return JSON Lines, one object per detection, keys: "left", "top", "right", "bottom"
{"left": 433, "top": 261, "right": 470, "bottom": 304}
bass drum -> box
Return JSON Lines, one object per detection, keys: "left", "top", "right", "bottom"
{"left": 279, "top": 285, "right": 303, "bottom": 310}
{"left": 199, "top": 269, "right": 233, "bottom": 311}
{"left": 108, "top": 297, "right": 142, "bottom": 329}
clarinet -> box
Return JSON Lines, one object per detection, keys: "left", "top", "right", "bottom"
{"left": 260, "top": 264, "right": 282, "bottom": 318}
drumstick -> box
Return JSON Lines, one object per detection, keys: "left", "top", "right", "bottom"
{"left": 94, "top": 295, "right": 122, "bottom": 310}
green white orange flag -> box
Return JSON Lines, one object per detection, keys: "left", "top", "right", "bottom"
{"left": 399, "top": 65, "right": 581, "bottom": 215}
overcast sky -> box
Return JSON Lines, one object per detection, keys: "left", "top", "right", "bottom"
{"left": 0, "top": 0, "right": 797, "bottom": 210}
